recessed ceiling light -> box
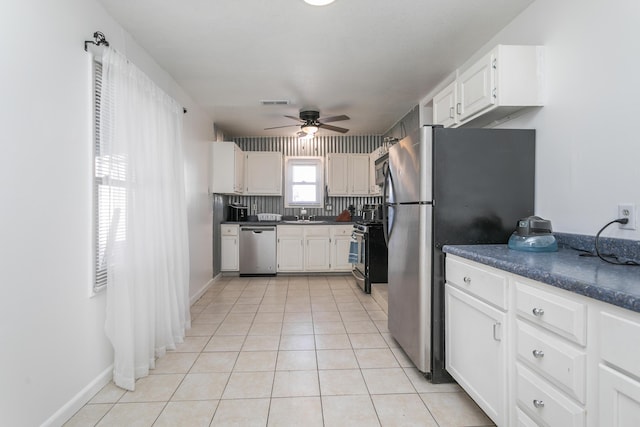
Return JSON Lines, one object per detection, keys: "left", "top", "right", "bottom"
{"left": 304, "top": 0, "right": 335, "bottom": 6}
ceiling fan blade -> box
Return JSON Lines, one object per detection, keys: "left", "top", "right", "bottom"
{"left": 284, "top": 115, "right": 303, "bottom": 122}
{"left": 319, "top": 114, "right": 350, "bottom": 123}
{"left": 264, "top": 124, "right": 300, "bottom": 130}
{"left": 318, "top": 123, "right": 349, "bottom": 134}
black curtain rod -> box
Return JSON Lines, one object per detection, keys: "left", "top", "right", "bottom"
{"left": 84, "top": 31, "right": 109, "bottom": 51}
{"left": 85, "top": 31, "right": 187, "bottom": 115}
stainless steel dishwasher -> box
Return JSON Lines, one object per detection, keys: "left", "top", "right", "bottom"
{"left": 239, "top": 225, "right": 277, "bottom": 276}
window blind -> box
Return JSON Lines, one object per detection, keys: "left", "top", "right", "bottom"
{"left": 93, "top": 59, "right": 127, "bottom": 292}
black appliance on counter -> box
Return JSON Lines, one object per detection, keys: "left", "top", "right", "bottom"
{"left": 228, "top": 203, "right": 248, "bottom": 221}
{"left": 351, "top": 220, "right": 388, "bottom": 294}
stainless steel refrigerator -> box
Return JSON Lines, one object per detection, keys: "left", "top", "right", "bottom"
{"left": 383, "top": 125, "right": 535, "bottom": 383}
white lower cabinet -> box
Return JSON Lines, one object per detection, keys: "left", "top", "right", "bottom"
{"left": 599, "top": 364, "right": 640, "bottom": 427}
{"left": 445, "top": 283, "right": 507, "bottom": 426}
{"left": 304, "top": 226, "right": 331, "bottom": 271}
{"left": 277, "top": 225, "right": 351, "bottom": 273}
{"left": 220, "top": 224, "right": 239, "bottom": 271}
{"left": 330, "top": 225, "right": 353, "bottom": 271}
{"left": 276, "top": 226, "right": 304, "bottom": 272}
{"left": 598, "top": 310, "right": 640, "bottom": 427}
{"left": 445, "top": 254, "right": 640, "bottom": 427}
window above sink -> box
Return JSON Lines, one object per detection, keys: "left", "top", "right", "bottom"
{"left": 284, "top": 156, "right": 324, "bottom": 209}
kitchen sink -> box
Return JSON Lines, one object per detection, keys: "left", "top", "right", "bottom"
{"left": 282, "top": 220, "right": 327, "bottom": 224}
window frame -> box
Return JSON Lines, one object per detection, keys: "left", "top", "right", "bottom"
{"left": 284, "top": 156, "right": 325, "bottom": 209}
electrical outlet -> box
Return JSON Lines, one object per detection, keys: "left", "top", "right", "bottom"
{"left": 252, "top": 204, "right": 257, "bottom": 214}
{"left": 618, "top": 204, "right": 636, "bottom": 230}
{"left": 326, "top": 204, "right": 332, "bottom": 211}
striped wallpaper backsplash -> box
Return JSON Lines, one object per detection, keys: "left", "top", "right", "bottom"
{"left": 229, "top": 134, "right": 385, "bottom": 217}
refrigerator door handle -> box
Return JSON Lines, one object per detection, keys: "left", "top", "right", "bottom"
{"left": 382, "top": 162, "right": 395, "bottom": 246}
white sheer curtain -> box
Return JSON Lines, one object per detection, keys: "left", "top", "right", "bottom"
{"left": 100, "top": 47, "right": 191, "bottom": 391}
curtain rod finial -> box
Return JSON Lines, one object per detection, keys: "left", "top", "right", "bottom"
{"left": 84, "top": 31, "right": 110, "bottom": 52}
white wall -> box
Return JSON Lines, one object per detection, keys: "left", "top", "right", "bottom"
{"left": 0, "top": 1, "right": 213, "bottom": 426}
{"left": 462, "top": 0, "right": 640, "bottom": 240}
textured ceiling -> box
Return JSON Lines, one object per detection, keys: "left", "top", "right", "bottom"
{"left": 97, "top": 0, "right": 535, "bottom": 137}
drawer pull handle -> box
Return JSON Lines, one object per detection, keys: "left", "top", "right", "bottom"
{"left": 532, "top": 307, "right": 545, "bottom": 316}
{"left": 533, "top": 399, "right": 545, "bottom": 408}
{"left": 463, "top": 276, "right": 471, "bottom": 284}
{"left": 532, "top": 349, "right": 545, "bottom": 358}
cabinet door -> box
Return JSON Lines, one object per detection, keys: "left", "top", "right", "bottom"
{"left": 432, "top": 80, "right": 458, "bottom": 127}
{"left": 245, "top": 152, "right": 282, "bottom": 195}
{"left": 350, "top": 155, "right": 370, "bottom": 195}
{"left": 445, "top": 283, "right": 506, "bottom": 426}
{"left": 599, "top": 364, "right": 640, "bottom": 427}
{"left": 220, "top": 235, "right": 239, "bottom": 271}
{"left": 332, "top": 235, "right": 353, "bottom": 271}
{"left": 234, "top": 145, "right": 244, "bottom": 193}
{"left": 277, "top": 235, "right": 304, "bottom": 272}
{"left": 210, "top": 142, "right": 243, "bottom": 195}
{"left": 305, "top": 236, "right": 331, "bottom": 271}
{"left": 327, "top": 154, "right": 349, "bottom": 196}
{"left": 458, "top": 49, "right": 496, "bottom": 121}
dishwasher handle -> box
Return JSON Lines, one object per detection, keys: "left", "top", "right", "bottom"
{"left": 241, "top": 227, "right": 275, "bottom": 232}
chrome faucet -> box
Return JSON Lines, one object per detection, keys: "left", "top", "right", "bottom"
{"left": 300, "top": 209, "right": 308, "bottom": 220}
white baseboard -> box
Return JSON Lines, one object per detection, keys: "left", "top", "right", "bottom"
{"left": 189, "top": 274, "right": 221, "bottom": 306}
{"left": 42, "top": 365, "right": 113, "bottom": 427}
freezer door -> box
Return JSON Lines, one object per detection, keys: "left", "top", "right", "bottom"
{"left": 387, "top": 203, "right": 432, "bottom": 373}
{"left": 387, "top": 126, "right": 433, "bottom": 204}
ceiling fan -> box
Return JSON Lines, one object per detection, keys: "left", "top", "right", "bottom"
{"left": 264, "top": 110, "right": 350, "bottom": 137}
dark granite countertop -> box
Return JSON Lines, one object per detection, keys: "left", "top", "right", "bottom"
{"left": 442, "top": 243, "right": 640, "bottom": 313}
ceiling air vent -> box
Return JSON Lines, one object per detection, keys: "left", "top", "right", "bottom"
{"left": 260, "top": 100, "right": 290, "bottom": 106}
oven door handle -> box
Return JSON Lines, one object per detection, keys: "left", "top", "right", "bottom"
{"left": 352, "top": 268, "right": 366, "bottom": 283}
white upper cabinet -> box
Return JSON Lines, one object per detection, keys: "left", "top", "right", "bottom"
{"left": 458, "top": 49, "right": 496, "bottom": 122}
{"left": 350, "top": 154, "right": 370, "bottom": 195}
{"left": 210, "top": 141, "right": 244, "bottom": 195}
{"left": 245, "top": 151, "right": 282, "bottom": 195}
{"left": 432, "top": 45, "right": 545, "bottom": 128}
{"left": 327, "top": 153, "right": 370, "bottom": 196}
{"left": 432, "top": 80, "right": 459, "bottom": 128}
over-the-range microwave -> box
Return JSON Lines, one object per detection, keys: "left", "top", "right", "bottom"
{"left": 374, "top": 153, "right": 389, "bottom": 187}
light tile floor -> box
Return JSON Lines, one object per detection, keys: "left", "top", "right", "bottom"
{"left": 65, "top": 275, "right": 495, "bottom": 427}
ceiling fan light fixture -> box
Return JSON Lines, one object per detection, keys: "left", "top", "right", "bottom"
{"left": 303, "top": 0, "right": 335, "bottom": 6}
{"left": 301, "top": 124, "right": 319, "bottom": 134}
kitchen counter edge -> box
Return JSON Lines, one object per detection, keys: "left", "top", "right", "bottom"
{"left": 221, "top": 221, "right": 356, "bottom": 226}
{"left": 442, "top": 244, "right": 640, "bottom": 313}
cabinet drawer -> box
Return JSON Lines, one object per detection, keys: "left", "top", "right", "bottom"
{"left": 515, "top": 279, "right": 587, "bottom": 346}
{"left": 221, "top": 225, "right": 238, "bottom": 236}
{"left": 331, "top": 226, "right": 353, "bottom": 236}
{"left": 516, "top": 320, "right": 586, "bottom": 403}
{"left": 277, "top": 225, "right": 303, "bottom": 237}
{"left": 304, "top": 226, "right": 330, "bottom": 237}
{"left": 515, "top": 407, "right": 540, "bottom": 427}
{"left": 600, "top": 311, "right": 640, "bottom": 379}
{"left": 516, "top": 364, "right": 585, "bottom": 427}
{"left": 445, "top": 256, "right": 508, "bottom": 310}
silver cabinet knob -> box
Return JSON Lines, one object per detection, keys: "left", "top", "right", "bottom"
{"left": 532, "top": 307, "right": 545, "bottom": 316}
{"left": 532, "top": 349, "right": 545, "bottom": 358}
{"left": 463, "top": 276, "right": 471, "bottom": 284}
{"left": 533, "top": 399, "right": 545, "bottom": 408}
